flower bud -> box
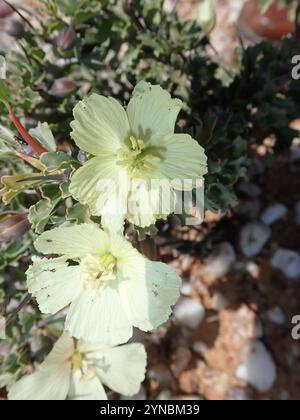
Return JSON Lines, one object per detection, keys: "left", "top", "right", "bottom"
{"left": 0, "top": 212, "right": 30, "bottom": 243}
{"left": 49, "top": 77, "right": 76, "bottom": 97}
{"left": 0, "top": 0, "right": 13, "bottom": 19}
{"left": 56, "top": 26, "right": 76, "bottom": 50}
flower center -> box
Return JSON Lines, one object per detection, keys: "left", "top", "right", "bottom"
{"left": 72, "top": 351, "right": 84, "bottom": 371}
{"left": 80, "top": 253, "right": 117, "bottom": 291}
{"left": 117, "top": 136, "right": 164, "bottom": 176}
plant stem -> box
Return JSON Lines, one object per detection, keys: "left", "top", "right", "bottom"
{"left": 2, "top": 0, "right": 35, "bottom": 30}
{"left": 4, "top": 293, "right": 32, "bottom": 330}
{"left": 8, "top": 108, "right": 47, "bottom": 156}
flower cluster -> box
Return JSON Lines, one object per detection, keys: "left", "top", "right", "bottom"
{"left": 8, "top": 82, "right": 207, "bottom": 400}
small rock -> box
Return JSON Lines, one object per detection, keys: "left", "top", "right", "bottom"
{"left": 203, "top": 242, "right": 236, "bottom": 279}
{"left": 260, "top": 203, "right": 288, "bottom": 225}
{"left": 238, "top": 182, "right": 262, "bottom": 198}
{"left": 238, "top": 199, "right": 261, "bottom": 219}
{"left": 147, "top": 366, "right": 173, "bottom": 387}
{"left": 174, "top": 298, "right": 205, "bottom": 329}
{"left": 236, "top": 341, "right": 276, "bottom": 393}
{"left": 271, "top": 249, "right": 300, "bottom": 279}
{"left": 240, "top": 222, "right": 271, "bottom": 257}
{"left": 171, "top": 347, "right": 192, "bottom": 376}
{"left": 225, "top": 386, "right": 254, "bottom": 400}
{"left": 157, "top": 392, "right": 203, "bottom": 401}
{"left": 211, "top": 292, "right": 229, "bottom": 311}
{"left": 295, "top": 202, "right": 300, "bottom": 226}
{"left": 245, "top": 261, "right": 260, "bottom": 278}
{"left": 266, "top": 306, "right": 285, "bottom": 325}
{"left": 174, "top": 395, "right": 202, "bottom": 400}
{"left": 279, "top": 390, "right": 290, "bottom": 400}
{"left": 192, "top": 341, "right": 208, "bottom": 356}
{"left": 156, "top": 390, "right": 172, "bottom": 400}
{"left": 180, "top": 280, "right": 193, "bottom": 296}
{"left": 179, "top": 367, "right": 230, "bottom": 400}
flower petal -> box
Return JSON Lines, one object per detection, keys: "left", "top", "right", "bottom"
{"left": 35, "top": 223, "right": 108, "bottom": 258}
{"left": 27, "top": 257, "right": 83, "bottom": 314}
{"left": 95, "top": 169, "right": 130, "bottom": 234}
{"left": 126, "top": 179, "right": 178, "bottom": 227}
{"left": 159, "top": 134, "right": 208, "bottom": 189}
{"left": 65, "top": 285, "right": 132, "bottom": 345}
{"left": 8, "top": 367, "right": 71, "bottom": 400}
{"left": 126, "top": 81, "right": 182, "bottom": 143}
{"left": 69, "top": 371, "right": 107, "bottom": 400}
{"left": 108, "top": 233, "right": 146, "bottom": 280}
{"left": 8, "top": 333, "right": 73, "bottom": 401}
{"left": 69, "top": 156, "right": 126, "bottom": 217}
{"left": 71, "top": 93, "right": 130, "bottom": 155}
{"left": 119, "top": 261, "right": 181, "bottom": 331}
{"left": 93, "top": 343, "right": 147, "bottom": 397}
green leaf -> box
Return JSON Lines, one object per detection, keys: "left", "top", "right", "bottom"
{"left": 0, "top": 125, "right": 18, "bottom": 155}
{"left": 0, "top": 80, "right": 9, "bottom": 105}
{"left": 66, "top": 202, "right": 91, "bottom": 224}
{"left": 40, "top": 152, "right": 77, "bottom": 171}
{"left": 28, "top": 199, "right": 55, "bottom": 234}
{"left": 56, "top": 0, "right": 79, "bottom": 16}
{"left": 29, "top": 122, "right": 57, "bottom": 152}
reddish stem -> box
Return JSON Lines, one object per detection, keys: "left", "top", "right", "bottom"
{"left": 8, "top": 108, "right": 47, "bottom": 156}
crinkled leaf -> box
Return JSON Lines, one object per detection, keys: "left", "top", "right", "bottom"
{"left": 40, "top": 152, "right": 78, "bottom": 171}
{"left": 66, "top": 202, "right": 91, "bottom": 224}
{"left": 29, "top": 122, "right": 57, "bottom": 152}
{"left": 28, "top": 199, "right": 57, "bottom": 234}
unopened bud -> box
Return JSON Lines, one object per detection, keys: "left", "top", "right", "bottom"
{"left": 49, "top": 77, "right": 76, "bottom": 97}
{"left": 0, "top": 212, "right": 30, "bottom": 243}
{"left": 0, "top": 0, "right": 13, "bottom": 19}
{"left": 56, "top": 26, "right": 76, "bottom": 50}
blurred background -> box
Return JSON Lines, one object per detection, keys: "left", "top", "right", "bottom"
{"left": 0, "top": 0, "right": 300, "bottom": 400}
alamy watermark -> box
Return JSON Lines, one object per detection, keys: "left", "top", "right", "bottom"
{"left": 291, "top": 315, "right": 300, "bottom": 340}
{"left": 292, "top": 55, "right": 300, "bottom": 79}
{"left": 95, "top": 177, "right": 205, "bottom": 226}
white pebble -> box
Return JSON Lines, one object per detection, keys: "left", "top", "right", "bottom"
{"left": 211, "top": 292, "right": 229, "bottom": 311}
{"left": 180, "top": 280, "right": 193, "bottom": 296}
{"left": 267, "top": 307, "right": 285, "bottom": 325}
{"left": 240, "top": 222, "right": 271, "bottom": 257}
{"left": 246, "top": 261, "right": 260, "bottom": 278}
{"left": 260, "top": 203, "right": 288, "bottom": 225}
{"left": 156, "top": 390, "right": 172, "bottom": 400}
{"left": 174, "top": 298, "right": 205, "bottom": 329}
{"left": 204, "top": 242, "right": 236, "bottom": 279}
{"left": 236, "top": 341, "right": 277, "bottom": 392}
{"left": 271, "top": 249, "right": 300, "bottom": 279}
{"left": 192, "top": 341, "right": 207, "bottom": 355}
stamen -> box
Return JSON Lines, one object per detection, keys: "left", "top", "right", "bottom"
{"left": 117, "top": 135, "right": 165, "bottom": 177}
{"left": 80, "top": 253, "right": 117, "bottom": 291}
